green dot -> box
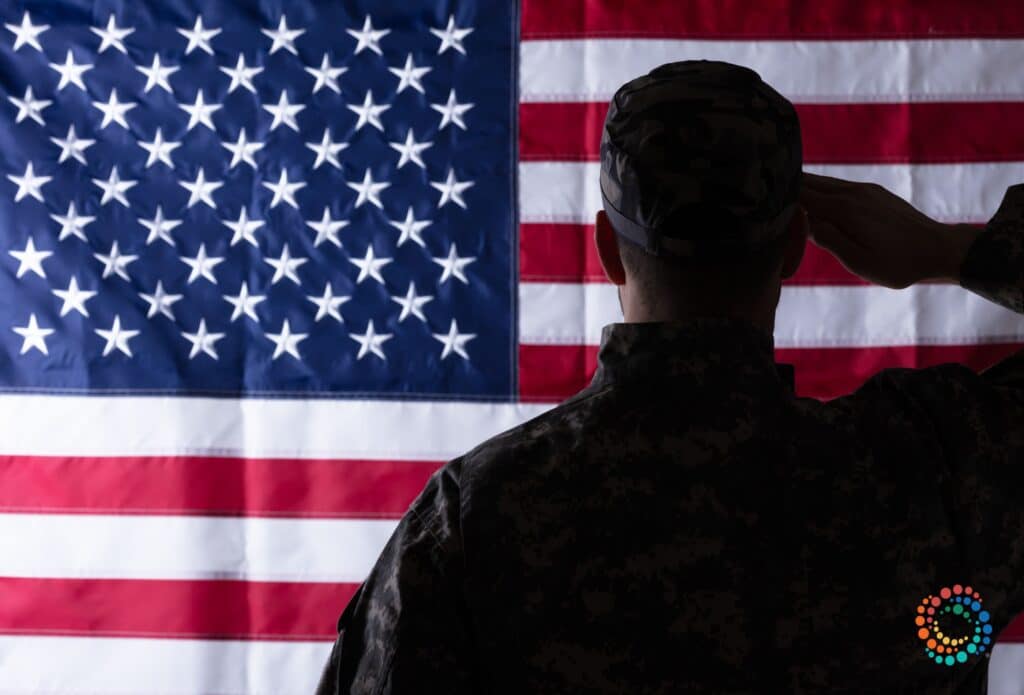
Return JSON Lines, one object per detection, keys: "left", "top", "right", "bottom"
{"left": 945, "top": 655, "right": 955, "bottom": 666}
{"left": 967, "top": 643, "right": 977, "bottom": 654}
{"left": 957, "top": 652, "right": 968, "bottom": 663}
{"left": 953, "top": 604, "right": 964, "bottom": 615}
{"left": 935, "top": 655, "right": 944, "bottom": 664}
{"left": 976, "top": 627, "right": 982, "bottom": 633}
{"left": 973, "top": 635, "right": 981, "bottom": 643}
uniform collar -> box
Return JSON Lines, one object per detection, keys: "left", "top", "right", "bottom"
{"left": 589, "top": 319, "right": 795, "bottom": 393}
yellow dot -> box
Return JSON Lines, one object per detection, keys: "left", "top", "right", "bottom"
{"left": 943, "top": 637, "right": 950, "bottom": 645}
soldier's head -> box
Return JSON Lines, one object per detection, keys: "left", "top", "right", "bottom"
{"left": 595, "top": 60, "right": 808, "bottom": 325}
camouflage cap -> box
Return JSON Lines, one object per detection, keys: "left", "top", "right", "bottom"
{"left": 599, "top": 60, "right": 802, "bottom": 260}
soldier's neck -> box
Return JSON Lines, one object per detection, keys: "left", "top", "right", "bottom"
{"left": 619, "top": 282, "right": 780, "bottom": 337}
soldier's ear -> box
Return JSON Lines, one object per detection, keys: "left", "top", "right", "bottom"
{"left": 595, "top": 211, "right": 627, "bottom": 286}
{"left": 779, "top": 205, "right": 809, "bottom": 280}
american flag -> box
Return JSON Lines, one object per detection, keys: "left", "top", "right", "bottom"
{"left": 3, "top": 1, "right": 1024, "bottom": 693}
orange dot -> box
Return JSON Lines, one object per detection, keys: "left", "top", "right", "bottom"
{"left": 937, "top": 645, "right": 945, "bottom": 653}
{"left": 927, "top": 607, "right": 935, "bottom": 615}
{"left": 940, "top": 587, "right": 952, "bottom": 599}
{"left": 918, "top": 628, "right": 930, "bottom": 640}
{"left": 927, "top": 639, "right": 937, "bottom": 649}
{"left": 917, "top": 605, "right": 925, "bottom": 614}
{"left": 965, "top": 586, "right": 973, "bottom": 594}
{"left": 916, "top": 616, "right": 926, "bottom": 626}
{"left": 953, "top": 584, "right": 963, "bottom": 595}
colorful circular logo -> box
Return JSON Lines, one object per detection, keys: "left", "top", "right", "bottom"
{"left": 916, "top": 585, "right": 992, "bottom": 666}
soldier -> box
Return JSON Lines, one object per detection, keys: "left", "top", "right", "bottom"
{"left": 316, "top": 60, "right": 1024, "bottom": 694}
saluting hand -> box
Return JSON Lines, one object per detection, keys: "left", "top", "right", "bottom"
{"left": 799, "top": 172, "right": 979, "bottom": 289}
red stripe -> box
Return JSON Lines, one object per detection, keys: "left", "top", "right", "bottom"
{"left": 521, "top": 223, "right": 867, "bottom": 285}
{"left": 0, "top": 455, "right": 441, "bottom": 519}
{"left": 0, "top": 577, "right": 350, "bottom": 640}
{"left": 521, "top": 0, "right": 1024, "bottom": 40}
{"left": 519, "top": 343, "right": 1024, "bottom": 402}
{"left": 520, "top": 102, "right": 1024, "bottom": 164}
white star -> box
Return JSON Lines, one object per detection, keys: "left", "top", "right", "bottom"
{"left": 347, "top": 90, "right": 389, "bottom": 131}
{"left": 51, "top": 201, "right": 95, "bottom": 242}
{"left": 13, "top": 314, "right": 54, "bottom": 356}
{"left": 433, "top": 319, "right": 476, "bottom": 360}
{"left": 263, "top": 90, "right": 304, "bottom": 132}
{"left": 223, "top": 207, "right": 264, "bottom": 248}
{"left": 92, "top": 89, "right": 136, "bottom": 129}
{"left": 10, "top": 86, "right": 51, "bottom": 126}
{"left": 180, "top": 90, "right": 221, "bottom": 132}
{"left": 7, "top": 162, "right": 51, "bottom": 203}
{"left": 181, "top": 244, "right": 224, "bottom": 285}
{"left": 305, "top": 53, "right": 346, "bottom": 93}
{"left": 49, "top": 50, "right": 92, "bottom": 91}
{"left": 95, "top": 315, "right": 139, "bottom": 357}
{"left": 265, "top": 244, "right": 308, "bottom": 286}
{"left": 430, "top": 168, "right": 474, "bottom": 209}
{"left": 391, "top": 282, "right": 433, "bottom": 323}
{"left": 346, "top": 16, "right": 389, "bottom": 56}
{"left": 262, "top": 16, "right": 305, "bottom": 55}
{"left": 431, "top": 89, "right": 473, "bottom": 130}
{"left": 224, "top": 282, "right": 265, "bottom": 323}
{"left": 350, "top": 320, "right": 392, "bottom": 361}
{"left": 307, "top": 283, "right": 351, "bottom": 323}
{"left": 262, "top": 169, "right": 306, "bottom": 209}
{"left": 93, "top": 241, "right": 137, "bottom": 281}
{"left": 139, "top": 205, "right": 182, "bottom": 247}
{"left": 388, "top": 53, "right": 431, "bottom": 94}
{"left": 136, "top": 54, "right": 178, "bottom": 94}
{"left": 346, "top": 168, "right": 389, "bottom": 209}
{"left": 349, "top": 245, "right": 392, "bottom": 285}
{"left": 182, "top": 319, "right": 224, "bottom": 360}
{"left": 138, "top": 128, "right": 181, "bottom": 168}
{"left": 91, "top": 15, "right": 134, "bottom": 55}
{"left": 388, "top": 207, "right": 431, "bottom": 248}
{"left": 388, "top": 128, "right": 431, "bottom": 169}
{"left": 220, "top": 54, "right": 263, "bottom": 94}
{"left": 180, "top": 168, "right": 223, "bottom": 209}
{"left": 306, "top": 207, "right": 348, "bottom": 248}
{"left": 50, "top": 125, "right": 95, "bottom": 165}
{"left": 92, "top": 166, "right": 137, "bottom": 207}
{"left": 430, "top": 15, "right": 473, "bottom": 55}
{"left": 6, "top": 11, "right": 48, "bottom": 52}
{"left": 266, "top": 319, "right": 308, "bottom": 360}
{"left": 306, "top": 129, "right": 347, "bottom": 170}
{"left": 178, "top": 16, "right": 221, "bottom": 56}
{"left": 9, "top": 238, "right": 52, "bottom": 279}
{"left": 53, "top": 276, "right": 97, "bottom": 317}
{"left": 139, "top": 280, "right": 183, "bottom": 320}
{"left": 222, "top": 129, "right": 264, "bottom": 169}
{"left": 433, "top": 243, "right": 475, "bottom": 285}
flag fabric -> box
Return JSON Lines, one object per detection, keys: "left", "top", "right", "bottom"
{"left": 2, "top": 1, "right": 1024, "bottom": 693}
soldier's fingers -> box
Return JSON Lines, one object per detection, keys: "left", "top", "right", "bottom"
{"left": 801, "top": 172, "right": 856, "bottom": 192}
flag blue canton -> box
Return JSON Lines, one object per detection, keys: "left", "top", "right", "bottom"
{"left": 0, "top": 0, "right": 516, "bottom": 399}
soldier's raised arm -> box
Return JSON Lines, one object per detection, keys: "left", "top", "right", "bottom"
{"left": 802, "top": 173, "right": 1024, "bottom": 641}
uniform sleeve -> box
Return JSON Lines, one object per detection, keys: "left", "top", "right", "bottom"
{"left": 888, "top": 184, "right": 1024, "bottom": 640}
{"left": 314, "top": 464, "right": 477, "bottom": 695}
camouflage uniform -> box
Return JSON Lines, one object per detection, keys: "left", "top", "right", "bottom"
{"left": 316, "top": 62, "right": 1024, "bottom": 694}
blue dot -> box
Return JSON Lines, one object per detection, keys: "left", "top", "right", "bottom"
{"left": 980, "top": 646, "right": 987, "bottom": 653}
{"left": 984, "top": 637, "right": 991, "bottom": 645}
{"left": 955, "top": 596, "right": 962, "bottom": 603}
{"left": 957, "top": 652, "right": 968, "bottom": 663}
{"left": 945, "top": 655, "right": 955, "bottom": 666}
{"left": 935, "top": 655, "right": 945, "bottom": 664}
{"left": 974, "top": 635, "right": 981, "bottom": 643}
{"left": 983, "top": 624, "right": 993, "bottom": 635}
{"left": 968, "top": 643, "right": 978, "bottom": 654}
{"left": 972, "top": 601, "right": 981, "bottom": 611}
{"left": 980, "top": 611, "right": 991, "bottom": 622}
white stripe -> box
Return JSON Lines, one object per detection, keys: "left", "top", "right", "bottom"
{"left": 519, "top": 282, "right": 1024, "bottom": 347}
{"left": 521, "top": 38, "right": 1024, "bottom": 103}
{"left": 520, "top": 161, "right": 1024, "bottom": 225}
{"left": 0, "top": 396, "right": 548, "bottom": 459}
{"left": 0, "top": 635, "right": 331, "bottom": 695}
{"left": 988, "top": 644, "right": 1024, "bottom": 695}
{"left": 0, "top": 513, "right": 396, "bottom": 583}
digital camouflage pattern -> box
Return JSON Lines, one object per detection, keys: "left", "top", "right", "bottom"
{"left": 599, "top": 60, "right": 802, "bottom": 260}
{"left": 315, "top": 185, "right": 1024, "bottom": 694}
